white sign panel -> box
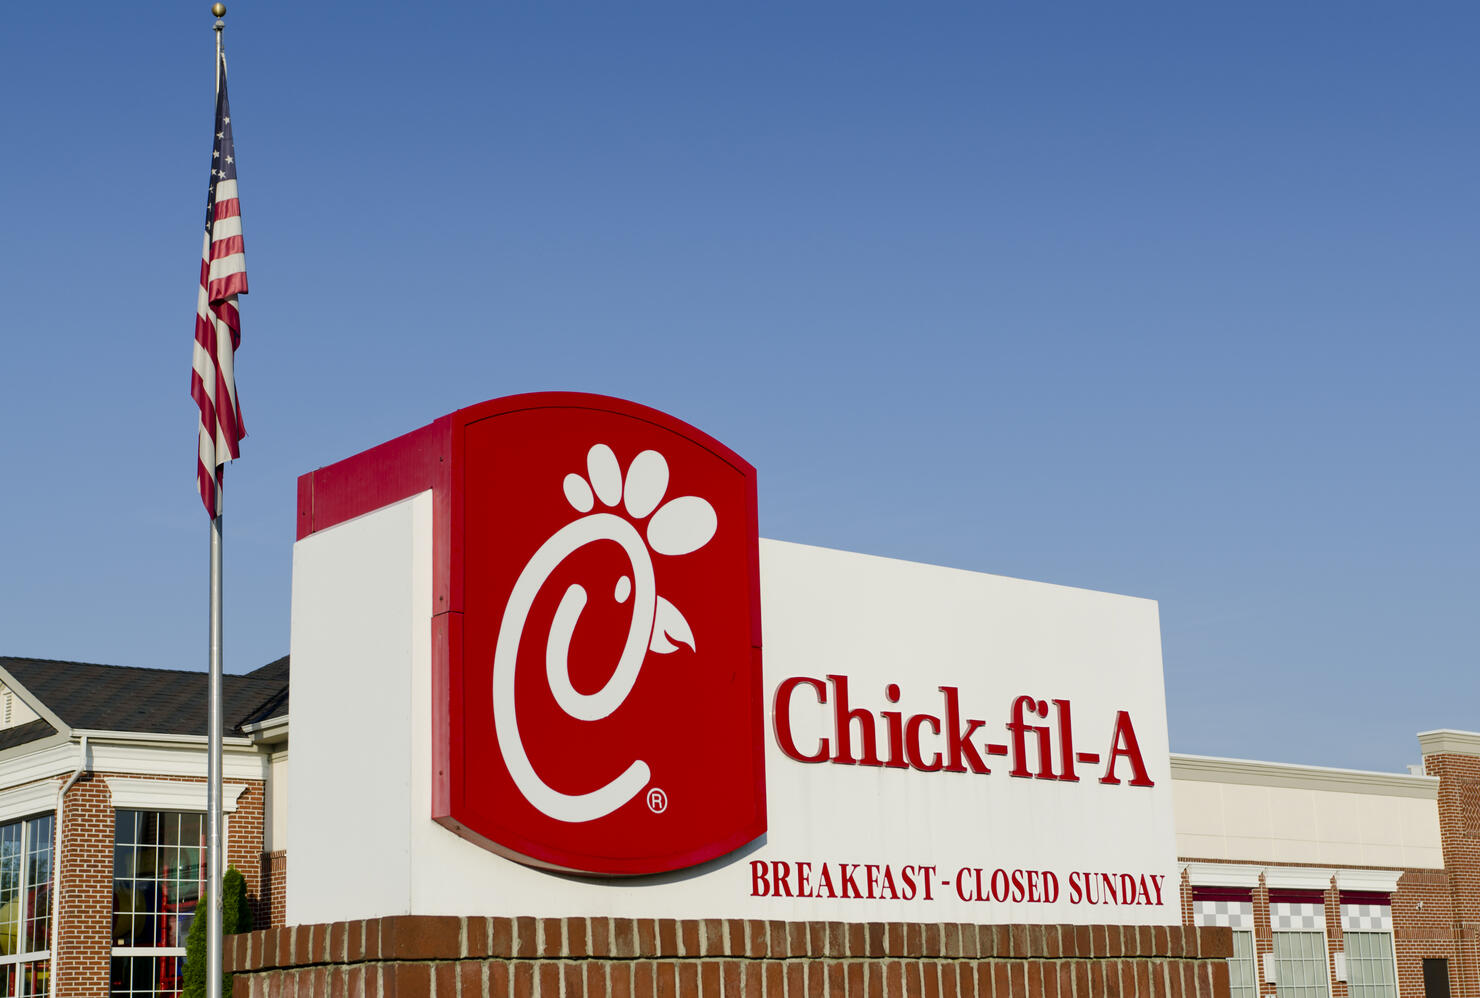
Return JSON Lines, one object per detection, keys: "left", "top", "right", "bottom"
{"left": 755, "top": 539, "right": 1177, "bottom": 923}
{"left": 288, "top": 495, "right": 1178, "bottom": 926}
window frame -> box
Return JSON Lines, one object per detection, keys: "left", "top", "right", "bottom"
{"left": 0, "top": 810, "right": 56, "bottom": 998}
{"left": 1191, "top": 885, "right": 1258, "bottom": 998}
{"left": 1229, "top": 928, "right": 1258, "bottom": 998}
{"left": 1341, "top": 892, "right": 1400, "bottom": 998}
{"left": 109, "top": 808, "right": 225, "bottom": 998}
{"left": 1269, "top": 892, "right": 1332, "bottom": 998}
{"left": 1343, "top": 931, "right": 1400, "bottom": 998}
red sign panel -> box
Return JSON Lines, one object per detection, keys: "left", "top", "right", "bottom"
{"left": 297, "top": 394, "right": 766, "bottom": 876}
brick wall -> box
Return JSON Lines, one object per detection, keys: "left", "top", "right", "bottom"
{"left": 1393, "top": 869, "right": 1456, "bottom": 998}
{"left": 226, "top": 915, "right": 1233, "bottom": 998}
{"left": 50, "top": 771, "right": 268, "bottom": 997}
{"left": 260, "top": 850, "right": 288, "bottom": 929}
{"left": 1324, "top": 880, "right": 1348, "bottom": 998}
{"left": 56, "top": 773, "right": 115, "bottom": 996}
{"left": 1428, "top": 752, "right": 1480, "bottom": 998}
{"left": 230, "top": 780, "right": 267, "bottom": 909}
{"left": 1249, "top": 877, "right": 1269, "bottom": 998}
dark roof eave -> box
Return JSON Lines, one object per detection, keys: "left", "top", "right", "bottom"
{"left": 239, "top": 713, "right": 289, "bottom": 746}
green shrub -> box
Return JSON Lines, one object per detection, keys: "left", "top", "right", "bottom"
{"left": 182, "top": 866, "right": 254, "bottom": 998}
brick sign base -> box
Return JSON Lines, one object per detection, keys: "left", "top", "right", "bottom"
{"left": 226, "top": 915, "right": 1232, "bottom": 998}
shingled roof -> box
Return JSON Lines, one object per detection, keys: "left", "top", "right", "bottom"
{"left": 0, "top": 718, "right": 56, "bottom": 751}
{"left": 0, "top": 655, "right": 289, "bottom": 740}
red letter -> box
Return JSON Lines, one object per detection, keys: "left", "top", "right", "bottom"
{"left": 880, "top": 684, "right": 908, "bottom": 769}
{"left": 1007, "top": 695, "right": 1035, "bottom": 777}
{"left": 905, "top": 713, "right": 943, "bottom": 771}
{"left": 838, "top": 863, "right": 863, "bottom": 898}
{"left": 829, "top": 675, "right": 883, "bottom": 766}
{"left": 918, "top": 866, "right": 937, "bottom": 901}
{"left": 879, "top": 865, "right": 900, "bottom": 901}
{"left": 954, "top": 868, "right": 975, "bottom": 902}
{"left": 1100, "top": 711, "right": 1155, "bottom": 787}
{"left": 796, "top": 862, "right": 814, "bottom": 897}
{"left": 1054, "top": 699, "right": 1079, "bottom": 782}
{"left": 941, "top": 687, "right": 989, "bottom": 774}
{"left": 771, "top": 861, "right": 794, "bottom": 898}
{"left": 751, "top": 860, "right": 770, "bottom": 897}
{"left": 900, "top": 866, "right": 918, "bottom": 901}
{"left": 773, "top": 677, "right": 829, "bottom": 763}
{"left": 1009, "top": 697, "right": 1056, "bottom": 779}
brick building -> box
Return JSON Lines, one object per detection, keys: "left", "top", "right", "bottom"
{"left": 1170, "top": 733, "right": 1480, "bottom": 998}
{"left": 0, "top": 656, "right": 287, "bottom": 998}
{"left": 1, "top": 651, "right": 1477, "bottom": 998}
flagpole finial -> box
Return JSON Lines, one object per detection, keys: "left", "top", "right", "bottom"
{"left": 212, "top": 3, "right": 226, "bottom": 30}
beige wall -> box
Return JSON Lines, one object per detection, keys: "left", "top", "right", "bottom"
{"left": 1171, "top": 753, "right": 1443, "bottom": 868}
{"left": 265, "top": 748, "right": 288, "bottom": 853}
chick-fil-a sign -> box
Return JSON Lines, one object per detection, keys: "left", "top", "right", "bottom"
{"left": 292, "top": 392, "right": 1178, "bottom": 923}
{"left": 437, "top": 395, "right": 766, "bottom": 875}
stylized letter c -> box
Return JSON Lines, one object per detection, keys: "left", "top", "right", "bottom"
{"left": 492, "top": 513, "right": 655, "bottom": 823}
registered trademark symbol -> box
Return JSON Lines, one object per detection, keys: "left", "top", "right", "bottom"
{"left": 646, "top": 787, "right": 668, "bottom": 813}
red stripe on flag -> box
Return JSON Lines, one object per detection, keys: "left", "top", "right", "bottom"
{"left": 198, "top": 460, "right": 218, "bottom": 519}
{"left": 209, "top": 234, "right": 245, "bottom": 259}
{"left": 194, "top": 312, "right": 216, "bottom": 349}
{"left": 190, "top": 370, "right": 219, "bottom": 438}
{"left": 210, "top": 299, "right": 242, "bottom": 348}
{"left": 214, "top": 371, "right": 243, "bottom": 459}
{"left": 207, "top": 273, "right": 249, "bottom": 303}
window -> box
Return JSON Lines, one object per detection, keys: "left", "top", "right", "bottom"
{"left": 1343, "top": 896, "right": 1398, "bottom": 998}
{"left": 1230, "top": 929, "right": 1259, "bottom": 998}
{"left": 110, "top": 811, "right": 204, "bottom": 998}
{"left": 1193, "top": 888, "right": 1257, "bottom": 998}
{"left": 1271, "top": 897, "right": 1331, "bottom": 998}
{"left": 0, "top": 813, "right": 54, "bottom": 997}
{"left": 1274, "top": 930, "right": 1331, "bottom": 998}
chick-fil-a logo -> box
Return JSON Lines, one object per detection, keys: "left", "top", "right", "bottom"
{"left": 438, "top": 396, "right": 766, "bottom": 876}
{"left": 492, "top": 443, "right": 718, "bottom": 823}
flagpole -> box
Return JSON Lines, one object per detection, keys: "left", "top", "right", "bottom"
{"left": 207, "top": 503, "right": 224, "bottom": 998}
{"left": 207, "top": 9, "right": 227, "bottom": 998}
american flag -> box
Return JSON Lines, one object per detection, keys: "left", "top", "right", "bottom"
{"left": 191, "top": 52, "right": 248, "bottom": 519}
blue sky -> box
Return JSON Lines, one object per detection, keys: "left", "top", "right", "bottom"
{"left": 1, "top": 4, "right": 1475, "bottom": 772}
